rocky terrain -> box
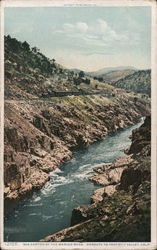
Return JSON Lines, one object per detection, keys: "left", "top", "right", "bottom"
{"left": 4, "top": 36, "right": 151, "bottom": 210}
{"left": 41, "top": 115, "right": 151, "bottom": 242}
{"left": 4, "top": 94, "right": 150, "bottom": 204}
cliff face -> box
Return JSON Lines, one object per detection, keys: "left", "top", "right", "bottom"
{"left": 41, "top": 116, "right": 151, "bottom": 242}
{"left": 4, "top": 96, "right": 150, "bottom": 203}
{"left": 4, "top": 36, "right": 151, "bottom": 206}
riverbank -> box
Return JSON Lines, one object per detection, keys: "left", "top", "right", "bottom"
{"left": 4, "top": 119, "right": 144, "bottom": 242}
{"left": 4, "top": 93, "right": 150, "bottom": 204}
{"left": 41, "top": 116, "right": 151, "bottom": 242}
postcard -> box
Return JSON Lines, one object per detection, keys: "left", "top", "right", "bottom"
{"left": 0, "top": 0, "right": 156, "bottom": 249}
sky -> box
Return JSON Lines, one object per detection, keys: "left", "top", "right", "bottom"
{"left": 4, "top": 6, "right": 151, "bottom": 71}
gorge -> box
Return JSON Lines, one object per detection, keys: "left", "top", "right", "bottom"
{"left": 4, "top": 36, "right": 151, "bottom": 243}
{"left": 4, "top": 118, "right": 146, "bottom": 242}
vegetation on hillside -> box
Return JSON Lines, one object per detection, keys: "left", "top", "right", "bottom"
{"left": 111, "top": 70, "right": 151, "bottom": 97}
{"left": 5, "top": 35, "right": 151, "bottom": 99}
{"left": 4, "top": 35, "right": 95, "bottom": 99}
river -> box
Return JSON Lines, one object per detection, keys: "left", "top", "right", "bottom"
{"left": 4, "top": 119, "right": 143, "bottom": 242}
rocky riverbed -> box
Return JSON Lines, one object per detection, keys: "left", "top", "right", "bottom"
{"left": 41, "top": 115, "right": 151, "bottom": 242}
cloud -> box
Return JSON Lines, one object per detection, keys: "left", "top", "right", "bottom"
{"left": 97, "top": 19, "right": 117, "bottom": 38}
{"left": 62, "top": 22, "right": 88, "bottom": 34}
{"left": 58, "top": 19, "right": 122, "bottom": 42}
{"left": 63, "top": 23, "right": 74, "bottom": 31}
{"left": 76, "top": 22, "right": 88, "bottom": 33}
{"left": 54, "top": 18, "right": 140, "bottom": 55}
{"left": 96, "top": 19, "right": 130, "bottom": 42}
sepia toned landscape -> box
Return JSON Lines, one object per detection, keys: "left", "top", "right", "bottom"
{"left": 3, "top": 6, "right": 151, "bottom": 243}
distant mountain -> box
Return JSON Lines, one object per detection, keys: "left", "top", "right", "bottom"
{"left": 99, "top": 69, "right": 137, "bottom": 83}
{"left": 71, "top": 67, "right": 138, "bottom": 83}
{"left": 111, "top": 70, "right": 151, "bottom": 96}
{"left": 87, "top": 66, "right": 137, "bottom": 77}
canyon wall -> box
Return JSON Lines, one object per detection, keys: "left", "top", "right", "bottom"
{"left": 4, "top": 95, "right": 150, "bottom": 204}
{"left": 41, "top": 115, "right": 151, "bottom": 242}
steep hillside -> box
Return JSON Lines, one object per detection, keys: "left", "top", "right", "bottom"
{"left": 4, "top": 35, "right": 151, "bottom": 205}
{"left": 112, "top": 70, "right": 151, "bottom": 96}
{"left": 42, "top": 116, "right": 151, "bottom": 242}
{"left": 99, "top": 69, "right": 136, "bottom": 83}
{"left": 5, "top": 35, "right": 111, "bottom": 99}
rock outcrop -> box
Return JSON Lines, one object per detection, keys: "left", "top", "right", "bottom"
{"left": 4, "top": 102, "right": 72, "bottom": 205}
{"left": 4, "top": 96, "right": 150, "bottom": 204}
{"left": 41, "top": 116, "right": 151, "bottom": 242}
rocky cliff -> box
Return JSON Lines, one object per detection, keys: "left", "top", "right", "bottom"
{"left": 4, "top": 95, "right": 150, "bottom": 204}
{"left": 41, "top": 116, "right": 151, "bottom": 242}
{"left": 4, "top": 36, "right": 151, "bottom": 209}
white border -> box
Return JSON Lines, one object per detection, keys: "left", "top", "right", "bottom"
{"left": 0, "top": 0, "right": 155, "bottom": 7}
{"left": 0, "top": 0, "right": 157, "bottom": 249}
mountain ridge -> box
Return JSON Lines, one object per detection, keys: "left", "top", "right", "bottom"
{"left": 87, "top": 66, "right": 138, "bottom": 75}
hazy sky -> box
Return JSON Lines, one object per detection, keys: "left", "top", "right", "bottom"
{"left": 4, "top": 7, "right": 151, "bottom": 71}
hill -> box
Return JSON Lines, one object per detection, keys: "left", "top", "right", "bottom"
{"left": 87, "top": 66, "right": 137, "bottom": 77}
{"left": 72, "top": 67, "right": 137, "bottom": 83}
{"left": 98, "top": 69, "right": 137, "bottom": 82}
{"left": 112, "top": 70, "right": 151, "bottom": 96}
{"left": 5, "top": 35, "right": 111, "bottom": 99}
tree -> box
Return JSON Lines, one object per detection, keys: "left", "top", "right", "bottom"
{"left": 79, "top": 70, "right": 85, "bottom": 78}
{"left": 85, "top": 78, "right": 90, "bottom": 85}
{"left": 22, "top": 41, "right": 30, "bottom": 51}
{"left": 74, "top": 77, "right": 81, "bottom": 85}
{"left": 51, "top": 59, "right": 55, "bottom": 64}
{"left": 50, "top": 59, "right": 56, "bottom": 68}
{"left": 9, "top": 38, "right": 19, "bottom": 52}
{"left": 32, "top": 47, "right": 39, "bottom": 53}
{"left": 134, "top": 97, "right": 138, "bottom": 103}
{"left": 98, "top": 77, "right": 103, "bottom": 82}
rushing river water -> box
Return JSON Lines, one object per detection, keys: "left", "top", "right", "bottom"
{"left": 4, "top": 119, "right": 144, "bottom": 242}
